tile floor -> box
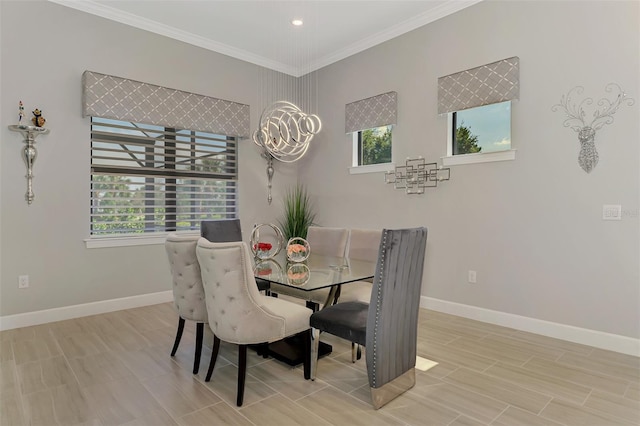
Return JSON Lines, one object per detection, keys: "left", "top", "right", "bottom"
{"left": 1, "top": 303, "right": 638, "bottom": 425}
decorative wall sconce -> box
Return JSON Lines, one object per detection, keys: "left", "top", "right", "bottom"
{"left": 8, "top": 123, "right": 50, "bottom": 204}
{"left": 552, "top": 83, "right": 634, "bottom": 173}
{"left": 385, "top": 157, "right": 451, "bottom": 195}
{"left": 253, "top": 101, "right": 322, "bottom": 204}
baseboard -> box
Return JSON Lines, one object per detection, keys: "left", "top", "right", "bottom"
{"left": 0, "top": 291, "right": 173, "bottom": 331}
{"left": 421, "top": 296, "right": 640, "bottom": 357}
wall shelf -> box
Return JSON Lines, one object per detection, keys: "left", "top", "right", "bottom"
{"left": 8, "top": 124, "right": 50, "bottom": 204}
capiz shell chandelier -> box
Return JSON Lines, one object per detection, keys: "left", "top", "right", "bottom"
{"left": 252, "top": 101, "right": 321, "bottom": 163}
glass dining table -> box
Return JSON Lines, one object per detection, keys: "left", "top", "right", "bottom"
{"left": 252, "top": 252, "right": 376, "bottom": 366}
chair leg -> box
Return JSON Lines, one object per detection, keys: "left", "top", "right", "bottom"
{"left": 193, "top": 323, "right": 204, "bottom": 374}
{"left": 310, "top": 328, "right": 320, "bottom": 381}
{"left": 306, "top": 301, "right": 319, "bottom": 312}
{"left": 237, "top": 345, "right": 248, "bottom": 406}
{"left": 171, "top": 317, "right": 185, "bottom": 356}
{"left": 303, "top": 329, "right": 311, "bottom": 380}
{"left": 205, "top": 335, "right": 221, "bottom": 382}
{"left": 351, "top": 342, "right": 363, "bottom": 363}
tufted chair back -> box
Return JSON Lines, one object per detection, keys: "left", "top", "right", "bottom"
{"left": 165, "top": 234, "right": 208, "bottom": 323}
{"left": 306, "top": 226, "right": 349, "bottom": 257}
{"left": 348, "top": 228, "right": 383, "bottom": 264}
{"left": 196, "top": 238, "right": 291, "bottom": 344}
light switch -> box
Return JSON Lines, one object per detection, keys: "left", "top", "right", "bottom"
{"left": 602, "top": 205, "right": 622, "bottom": 220}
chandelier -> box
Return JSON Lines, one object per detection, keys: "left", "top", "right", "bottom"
{"left": 253, "top": 101, "right": 322, "bottom": 204}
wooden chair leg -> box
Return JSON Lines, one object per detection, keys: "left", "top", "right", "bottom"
{"left": 237, "top": 345, "right": 247, "bottom": 406}
{"left": 171, "top": 317, "right": 185, "bottom": 356}
{"left": 193, "top": 323, "right": 204, "bottom": 374}
{"left": 205, "top": 335, "right": 221, "bottom": 382}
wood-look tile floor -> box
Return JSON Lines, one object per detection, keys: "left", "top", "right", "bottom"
{"left": 1, "top": 303, "right": 638, "bottom": 425}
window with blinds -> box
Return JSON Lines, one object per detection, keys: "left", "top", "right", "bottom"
{"left": 90, "top": 117, "right": 237, "bottom": 236}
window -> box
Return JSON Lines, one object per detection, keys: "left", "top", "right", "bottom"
{"left": 352, "top": 125, "right": 393, "bottom": 169}
{"left": 452, "top": 101, "right": 511, "bottom": 155}
{"left": 90, "top": 117, "right": 237, "bottom": 237}
{"left": 444, "top": 101, "right": 515, "bottom": 166}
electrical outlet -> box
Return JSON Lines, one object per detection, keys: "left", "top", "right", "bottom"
{"left": 18, "top": 275, "right": 29, "bottom": 289}
{"left": 468, "top": 270, "right": 477, "bottom": 284}
{"left": 603, "top": 204, "right": 622, "bottom": 220}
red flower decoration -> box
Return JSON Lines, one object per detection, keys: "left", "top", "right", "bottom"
{"left": 254, "top": 242, "right": 272, "bottom": 251}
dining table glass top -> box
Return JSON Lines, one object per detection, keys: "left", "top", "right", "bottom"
{"left": 253, "top": 252, "right": 375, "bottom": 291}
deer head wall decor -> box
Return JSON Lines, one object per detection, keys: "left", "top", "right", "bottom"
{"left": 552, "top": 83, "right": 634, "bottom": 173}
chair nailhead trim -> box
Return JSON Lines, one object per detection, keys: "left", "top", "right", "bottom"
{"left": 371, "top": 229, "right": 387, "bottom": 387}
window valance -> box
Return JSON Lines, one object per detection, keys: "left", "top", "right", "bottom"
{"left": 438, "top": 57, "right": 519, "bottom": 114}
{"left": 82, "top": 71, "right": 250, "bottom": 138}
{"left": 345, "top": 91, "right": 397, "bottom": 134}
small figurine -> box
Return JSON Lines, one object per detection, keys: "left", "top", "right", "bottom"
{"left": 18, "top": 101, "right": 24, "bottom": 124}
{"left": 31, "top": 109, "right": 46, "bottom": 128}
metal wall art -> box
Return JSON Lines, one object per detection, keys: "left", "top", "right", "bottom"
{"left": 385, "top": 157, "right": 451, "bottom": 195}
{"left": 252, "top": 101, "right": 322, "bottom": 204}
{"left": 552, "top": 83, "right": 634, "bottom": 173}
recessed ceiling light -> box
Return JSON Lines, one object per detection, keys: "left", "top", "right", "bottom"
{"left": 291, "top": 19, "right": 303, "bottom": 26}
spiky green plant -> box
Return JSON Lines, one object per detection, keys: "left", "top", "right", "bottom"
{"left": 278, "top": 183, "right": 316, "bottom": 240}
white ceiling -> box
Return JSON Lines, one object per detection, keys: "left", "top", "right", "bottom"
{"left": 50, "top": 0, "right": 481, "bottom": 77}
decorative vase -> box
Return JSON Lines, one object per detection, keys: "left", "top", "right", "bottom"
{"left": 250, "top": 223, "right": 284, "bottom": 260}
{"left": 286, "top": 237, "right": 310, "bottom": 262}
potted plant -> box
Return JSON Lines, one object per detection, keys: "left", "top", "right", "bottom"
{"left": 278, "top": 183, "right": 316, "bottom": 240}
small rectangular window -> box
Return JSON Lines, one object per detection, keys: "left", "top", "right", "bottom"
{"left": 452, "top": 101, "right": 511, "bottom": 155}
{"left": 90, "top": 117, "right": 237, "bottom": 236}
{"left": 353, "top": 125, "right": 392, "bottom": 167}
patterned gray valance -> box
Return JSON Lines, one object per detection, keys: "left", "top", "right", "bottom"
{"left": 82, "top": 71, "right": 250, "bottom": 137}
{"left": 438, "top": 57, "right": 519, "bottom": 114}
{"left": 345, "top": 91, "right": 397, "bottom": 133}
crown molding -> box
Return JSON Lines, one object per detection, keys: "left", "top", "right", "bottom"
{"left": 307, "top": 0, "right": 484, "bottom": 74}
{"left": 48, "top": 0, "right": 482, "bottom": 78}
{"left": 48, "top": 0, "right": 299, "bottom": 76}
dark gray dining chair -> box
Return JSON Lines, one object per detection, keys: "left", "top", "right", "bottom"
{"left": 309, "top": 227, "right": 428, "bottom": 409}
{"left": 201, "top": 219, "right": 243, "bottom": 243}
{"left": 201, "top": 219, "right": 270, "bottom": 292}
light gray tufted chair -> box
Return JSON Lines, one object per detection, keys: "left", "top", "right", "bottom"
{"left": 269, "top": 226, "right": 349, "bottom": 310}
{"left": 336, "top": 228, "right": 383, "bottom": 362}
{"left": 196, "top": 238, "right": 313, "bottom": 406}
{"left": 165, "top": 233, "right": 208, "bottom": 374}
{"left": 200, "top": 219, "right": 269, "bottom": 293}
{"left": 309, "top": 227, "right": 428, "bottom": 409}
{"left": 338, "top": 228, "right": 382, "bottom": 304}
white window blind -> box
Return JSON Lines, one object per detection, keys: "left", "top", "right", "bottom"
{"left": 90, "top": 117, "right": 237, "bottom": 236}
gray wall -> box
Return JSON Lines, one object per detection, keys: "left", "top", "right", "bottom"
{"left": 303, "top": 0, "right": 639, "bottom": 338}
{"left": 0, "top": 1, "right": 293, "bottom": 316}
{"left": 1, "top": 1, "right": 638, "bottom": 341}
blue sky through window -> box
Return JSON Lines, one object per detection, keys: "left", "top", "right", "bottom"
{"left": 456, "top": 101, "right": 511, "bottom": 153}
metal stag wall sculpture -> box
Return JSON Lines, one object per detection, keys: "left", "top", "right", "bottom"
{"left": 552, "top": 83, "right": 634, "bottom": 173}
